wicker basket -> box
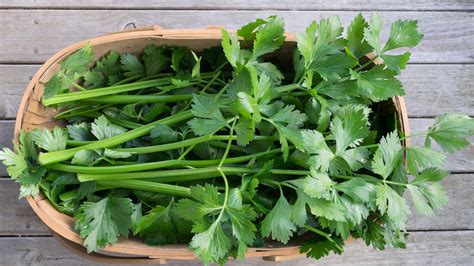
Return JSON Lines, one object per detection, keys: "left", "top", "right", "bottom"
{"left": 13, "top": 25, "right": 410, "bottom": 263}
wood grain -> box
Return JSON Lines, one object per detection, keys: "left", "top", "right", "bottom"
{"left": 0, "top": 173, "right": 471, "bottom": 236}
{"left": 0, "top": 65, "right": 38, "bottom": 119}
{"left": 0, "top": 10, "right": 472, "bottom": 63}
{"left": 0, "top": 179, "right": 49, "bottom": 235}
{"left": 0, "top": 64, "right": 472, "bottom": 119}
{"left": 0, "top": 231, "right": 472, "bottom": 265}
{"left": 402, "top": 64, "right": 474, "bottom": 117}
{"left": 0, "top": 0, "right": 472, "bottom": 11}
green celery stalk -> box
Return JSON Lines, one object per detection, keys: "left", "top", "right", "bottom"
{"left": 48, "top": 148, "right": 281, "bottom": 174}
{"left": 77, "top": 166, "right": 309, "bottom": 182}
{"left": 82, "top": 94, "right": 193, "bottom": 104}
{"left": 38, "top": 110, "right": 193, "bottom": 165}
{"left": 42, "top": 78, "right": 172, "bottom": 106}
{"left": 97, "top": 180, "right": 190, "bottom": 197}
{"left": 113, "top": 135, "right": 278, "bottom": 154}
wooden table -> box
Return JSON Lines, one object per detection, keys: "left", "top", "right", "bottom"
{"left": 0, "top": 1, "right": 472, "bottom": 265}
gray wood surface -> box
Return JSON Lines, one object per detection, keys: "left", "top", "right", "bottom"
{"left": 0, "top": 231, "right": 472, "bottom": 265}
{"left": 0, "top": 0, "right": 472, "bottom": 11}
{"left": 1, "top": 64, "right": 472, "bottom": 119}
{"left": 0, "top": 1, "right": 472, "bottom": 265}
{"left": 0, "top": 10, "right": 472, "bottom": 63}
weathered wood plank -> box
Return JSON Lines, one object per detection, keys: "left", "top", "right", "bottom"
{"left": 402, "top": 64, "right": 474, "bottom": 117}
{"left": 0, "top": 121, "right": 14, "bottom": 174}
{"left": 0, "top": 10, "right": 472, "bottom": 63}
{"left": 0, "top": 179, "right": 49, "bottom": 235}
{"left": 0, "top": 0, "right": 472, "bottom": 11}
{"left": 0, "top": 64, "right": 472, "bottom": 119}
{"left": 0, "top": 173, "right": 471, "bottom": 236}
{"left": 0, "top": 231, "right": 472, "bottom": 265}
{"left": 0, "top": 65, "right": 38, "bottom": 119}
{"left": 0, "top": 118, "right": 473, "bottom": 176}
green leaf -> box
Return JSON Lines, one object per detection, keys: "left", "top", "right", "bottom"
{"left": 234, "top": 117, "right": 255, "bottom": 146}
{"left": 371, "top": 131, "right": 403, "bottom": 179}
{"left": 171, "top": 47, "right": 191, "bottom": 73}
{"left": 237, "top": 92, "right": 261, "bottom": 122}
{"left": 375, "top": 184, "right": 410, "bottom": 229}
{"left": 303, "top": 169, "right": 335, "bottom": 199}
{"left": 311, "top": 53, "right": 357, "bottom": 81}
{"left": 94, "top": 51, "right": 122, "bottom": 77}
{"left": 75, "top": 196, "right": 133, "bottom": 252}
{"left": 330, "top": 106, "right": 370, "bottom": 154}
{"left": 19, "top": 131, "right": 38, "bottom": 163}
{"left": 77, "top": 181, "right": 96, "bottom": 200}
{"left": 316, "top": 16, "right": 344, "bottom": 49}
{"left": 297, "top": 21, "right": 318, "bottom": 68}
{"left": 134, "top": 200, "right": 190, "bottom": 245}
{"left": 83, "top": 70, "right": 105, "bottom": 88}
{"left": 254, "top": 72, "right": 275, "bottom": 104}
{"left": 226, "top": 205, "right": 257, "bottom": 246}
{"left": 251, "top": 17, "right": 285, "bottom": 59}
{"left": 383, "top": 20, "right": 423, "bottom": 52}
{"left": 340, "top": 196, "right": 369, "bottom": 225}
{"left": 237, "top": 17, "right": 268, "bottom": 41}
{"left": 412, "top": 167, "right": 449, "bottom": 183}
{"left": 255, "top": 62, "right": 284, "bottom": 85}
{"left": 17, "top": 166, "right": 46, "bottom": 198}
{"left": 150, "top": 124, "right": 178, "bottom": 144}
{"left": 43, "top": 73, "right": 69, "bottom": 99}
{"left": 174, "top": 184, "right": 222, "bottom": 221}
{"left": 131, "top": 203, "right": 142, "bottom": 232}
{"left": 425, "top": 113, "right": 474, "bottom": 153}
{"left": 347, "top": 13, "right": 372, "bottom": 59}
{"left": 363, "top": 220, "right": 386, "bottom": 250}
{"left": 290, "top": 189, "right": 308, "bottom": 227}
{"left": 266, "top": 103, "right": 307, "bottom": 128}
{"left": 103, "top": 149, "right": 132, "bottom": 159}
{"left": 406, "top": 146, "right": 446, "bottom": 174}
{"left": 67, "top": 123, "right": 94, "bottom": 141}
{"left": 143, "top": 44, "right": 169, "bottom": 76}
{"left": 188, "top": 94, "right": 228, "bottom": 135}
{"left": 350, "top": 65, "right": 405, "bottom": 102}
{"left": 71, "top": 150, "right": 101, "bottom": 165}
{"left": 91, "top": 116, "right": 127, "bottom": 140}
{"left": 408, "top": 182, "right": 447, "bottom": 217}
{"left": 380, "top": 52, "right": 410, "bottom": 73}
{"left": 302, "top": 130, "right": 334, "bottom": 172}
{"left": 306, "top": 197, "right": 346, "bottom": 222}
{"left": 221, "top": 29, "right": 241, "bottom": 68}
{"left": 120, "top": 53, "right": 145, "bottom": 78}
{"left": 189, "top": 220, "right": 232, "bottom": 263}
{"left": 0, "top": 147, "right": 27, "bottom": 180}
{"left": 31, "top": 127, "right": 67, "bottom": 152}
{"left": 336, "top": 178, "right": 376, "bottom": 203}
{"left": 364, "top": 12, "right": 383, "bottom": 53}
{"left": 300, "top": 238, "right": 343, "bottom": 260}
{"left": 191, "top": 51, "right": 202, "bottom": 78}
{"left": 260, "top": 194, "right": 296, "bottom": 244}
{"left": 61, "top": 43, "right": 94, "bottom": 75}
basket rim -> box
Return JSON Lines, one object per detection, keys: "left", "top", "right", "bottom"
{"left": 14, "top": 25, "right": 409, "bottom": 261}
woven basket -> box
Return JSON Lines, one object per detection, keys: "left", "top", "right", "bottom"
{"left": 13, "top": 25, "right": 410, "bottom": 263}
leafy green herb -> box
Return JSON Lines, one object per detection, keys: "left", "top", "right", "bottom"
{"left": 1, "top": 13, "right": 472, "bottom": 265}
